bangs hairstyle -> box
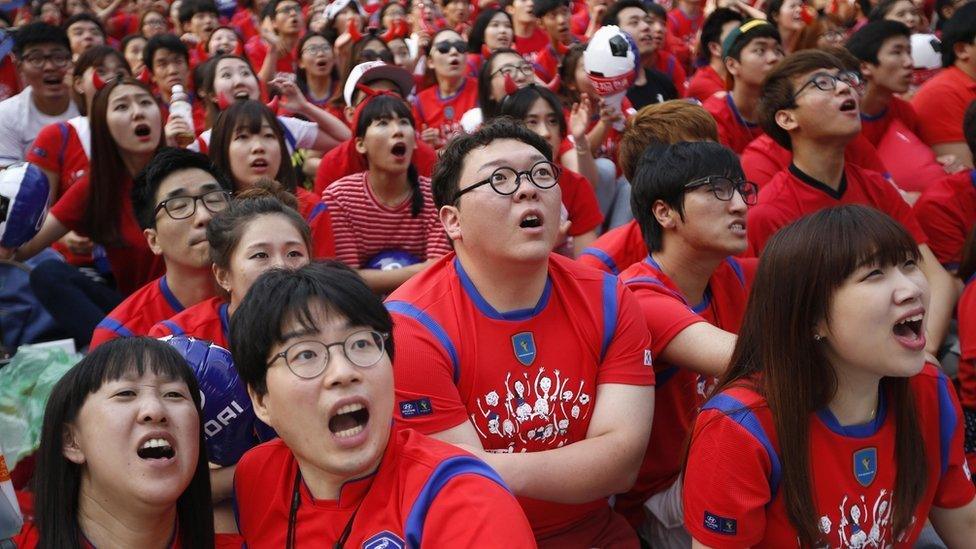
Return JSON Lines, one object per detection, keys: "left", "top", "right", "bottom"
{"left": 33, "top": 337, "right": 213, "bottom": 549}
{"left": 230, "top": 262, "right": 394, "bottom": 396}
{"left": 498, "top": 85, "right": 567, "bottom": 139}
{"left": 631, "top": 141, "right": 743, "bottom": 252}
{"left": 698, "top": 205, "right": 925, "bottom": 547}
{"left": 618, "top": 100, "right": 719, "bottom": 180}
{"left": 477, "top": 48, "right": 521, "bottom": 120}
{"left": 468, "top": 8, "right": 512, "bottom": 53}
{"left": 758, "top": 49, "right": 845, "bottom": 150}
{"left": 845, "top": 20, "right": 910, "bottom": 65}
{"left": 296, "top": 32, "right": 339, "bottom": 98}
{"left": 86, "top": 78, "right": 163, "bottom": 246}
{"left": 209, "top": 99, "right": 298, "bottom": 193}
{"left": 354, "top": 94, "right": 423, "bottom": 217}
{"left": 197, "top": 54, "right": 259, "bottom": 127}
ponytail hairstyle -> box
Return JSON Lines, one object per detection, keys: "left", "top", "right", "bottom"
{"left": 354, "top": 94, "right": 423, "bottom": 218}
{"left": 693, "top": 204, "right": 927, "bottom": 546}
{"left": 209, "top": 99, "right": 298, "bottom": 193}
{"left": 85, "top": 77, "right": 163, "bottom": 246}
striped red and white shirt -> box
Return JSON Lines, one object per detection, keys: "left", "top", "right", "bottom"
{"left": 323, "top": 171, "right": 452, "bottom": 268}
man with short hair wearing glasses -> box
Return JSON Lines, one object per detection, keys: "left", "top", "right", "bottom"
{"left": 89, "top": 148, "right": 233, "bottom": 348}
{"left": 386, "top": 119, "right": 656, "bottom": 547}
{"left": 0, "top": 23, "right": 78, "bottom": 168}
{"left": 749, "top": 49, "right": 956, "bottom": 357}
{"left": 613, "top": 140, "right": 758, "bottom": 547}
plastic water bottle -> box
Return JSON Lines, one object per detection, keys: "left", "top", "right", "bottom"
{"left": 169, "top": 84, "right": 195, "bottom": 148}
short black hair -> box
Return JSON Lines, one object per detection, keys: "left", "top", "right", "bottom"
{"left": 631, "top": 141, "right": 744, "bottom": 252}
{"left": 698, "top": 8, "right": 744, "bottom": 64}
{"left": 261, "top": 0, "right": 299, "bottom": 21}
{"left": 178, "top": 0, "right": 219, "bottom": 24}
{"left": 941, "top": 1, "right": 976, "bottom": 67}
{"left": 131, "top": 147, "right": 234, "bottom": 230}
{"left": 602, "top": 0, "right": 665, "bottom": 26}
{"left": 468, "top": 8, "right": 512, "bottom": 53}
{"left": 964, "top": 100, "right": 976, "bottom": 158}
{"left": 432, "top": 117, "right": 552, "bottom": 209}
{"left": 724, "top": 19, "right": 781, "bottom": 61}
{"left": 63, "top": 13, "right": 106, "bottom": 38}
{"left": 144, "top": 33, "right": 189, "bottom": 71}
{"left": 13, "top": 22, "right": 70, "bottom": 58}
{"left": 845, "top": 20, "right": 910, "bottom": 66}
{"left": 230, "top": 262, "right": 394, "bottom": 396}
{"left": 532, "top": 0, "right": 570, "bottom": 18}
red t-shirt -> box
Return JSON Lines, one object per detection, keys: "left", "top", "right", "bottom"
{"left": 533, "top": 45, "right": 561, "bottom": 83}
{"left": 49, "top": 176, "right": 164, "bottom": 296}
{"left": 245, "top": 35, "right": 298, "bottom": 77}
{"left": 957, "top": 277, "right": 976, "bottom": 410}
{"left": 703, "top": 92, "right": 763, "bottom": 154}
{"left": 0, "top": 55, "right": 22, "bottom": 102}
{"left": 386, "top": 252, "right": 654, "bottom": 540}
{"left": 324, "top": 171, "right": 452, "bottom": 268}
{"left": 684, "top": 365, "right": 975, "bottom": 548}
{"left": 412, "top": 77, "right": 478, "bottom": 146}
{"left": 912, "top": 66, "right": 976, "bottom": 146}
{"left": 90, "top": 276, "right": 189, "bottom": 349}
{"left": 652, "top": 49, "right": 688, "bottom": 98}
{"left": 614, "top": 255, "right": 756, "bottom": 528}
{"left": 515, "top": 27, "right": 550, "bottom": 64}
{"left": 747, "top": 163, "right": 927, "bottom": 254}
{"left": 313, "top": 138, "right": 438, "bottom": 196}
{"left": 149, "top": 296, "right": 229, "bottom": 348}
{"left": 741, "top": 133, "right": 889, "bottom": 188}
{"left": 912, "top": 169, "right": 976, "bottom": 269}
{"left": 559, "top": 168, "right": 603, "bottom": 236}
{"left": 860, "top": 96, "right": 919, "bottom": 148}
{"left": 686, "top": 65, "right": 725, "bottom": 103}
{"left": 577, "top": 219, "right": 645, "bottom": 275}
{"left": 234, "top": 428, "right": 535, "bottom": 547}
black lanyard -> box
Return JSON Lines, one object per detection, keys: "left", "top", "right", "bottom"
{"left": 286, "top": 470, "right": 362, "bottom": 549}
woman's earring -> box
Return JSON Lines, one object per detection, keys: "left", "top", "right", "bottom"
{"left": 814, "top": 333, "right": 824, "bottom": 341}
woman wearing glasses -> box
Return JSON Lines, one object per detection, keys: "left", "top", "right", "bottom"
{"left": 683, "top": 205, "right": 976, "bottom": 548}
{"left": 459, "top": 48, "right": 536, "bottom": 133}
{"left": 6, "top": 78, "right": 166, "bottom": 347}
{"left": 323, "top": 93, "right": 450, "bottom": 294}
{"left": 414, "top": 29, "right": 478, "bottom": 150}
{"left": 229, "top": 262, "right": 535, "bottom": 548}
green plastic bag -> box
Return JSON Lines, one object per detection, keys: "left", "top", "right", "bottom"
{"left": 0, "top": 346, "right": 82, "bottom": 469}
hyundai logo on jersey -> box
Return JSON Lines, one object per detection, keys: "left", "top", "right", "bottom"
{"left": 853, "top": 447, "right": 878, "bottom": 487}
{"left": 512, "top": 332, "right": 536, "bottom": 366}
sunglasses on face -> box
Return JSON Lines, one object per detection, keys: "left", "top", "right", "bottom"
{"left": 434, "top": 39, "right": 467, "bottom": 54}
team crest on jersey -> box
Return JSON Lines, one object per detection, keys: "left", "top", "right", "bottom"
{"left": 853, "top": 447, "right": 877, "bottom": 487}
{"left": 362, "top": 531, "right": 404, "bottom": 549}
{"left": 444, "top": 106, "right": 455, "bottom": 120}
{"left": 512, "top": 332, "right": 536, "bottom": 366}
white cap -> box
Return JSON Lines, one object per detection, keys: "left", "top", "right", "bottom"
{"left": 324, "top": 0, "right": 366, "bottom": 23}
{"left": 911, "top": 34, "right": 942, "bottom": 70}
{"left": 342, "top": 61, "right": 415, "bottom": 106}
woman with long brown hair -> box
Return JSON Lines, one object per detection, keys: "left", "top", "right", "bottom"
{"left": 683, "top": 205, "right": 976, "bottom": 548}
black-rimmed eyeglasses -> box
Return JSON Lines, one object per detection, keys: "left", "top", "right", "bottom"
{"left": 153, "top": 189, "right": 232, "bottom": 220}
{"left": 792, "top": 71, "right": 861, "bottom": 100}
{"left": 684, "top": 176, "right": 758, "bottom": 206}
{"left": 454, "top": 160, "right": 561, "bottom": 202}
{"left": 267, "top": 330, "right": 389, "bottom": 379}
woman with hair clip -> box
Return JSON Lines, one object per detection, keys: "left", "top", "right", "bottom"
{"left": 466, "top": 8, "right": 514, "bottom": 77}
{"left": 148, "top": 180, "right": 311, "bottom": 537}
{"left": 324, "top": 93, "right": 450, "bottom": 293}
{"left": 2, "top": 77, "right": 166, "bottom": 347}
{"left": 498, "top": 84, "right": 602, "bottom": 257}
{"left": 13, "top": 337, "right": 214, "bottom": 549}
{"left": 683, "top": 205, "right": 976, "bottom": 549}
{"left": 413, "top": 28, "right": 477, "bottom": 150}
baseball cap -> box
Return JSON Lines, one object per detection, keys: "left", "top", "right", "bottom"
{"left": 343, "top": 60, "right": 415, "bottom": 106}
{"left": 721, "top": 19, "right": 778, "bottom": 59}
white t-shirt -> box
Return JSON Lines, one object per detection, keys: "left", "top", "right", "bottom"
{"left": 0, "top": 87, "right": 79, "bottom": 168}
{"left": 190, "top": 115, "right": 318, "bottom": 154}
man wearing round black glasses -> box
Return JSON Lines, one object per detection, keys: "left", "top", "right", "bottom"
{"left": 387, "top": 118, "right": 655, "bottom": 546}
{"left": 90, "top": 147, "right": 233, "bottom": 348}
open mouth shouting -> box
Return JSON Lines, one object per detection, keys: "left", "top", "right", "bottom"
{"left": 892, "top": 309, "right": 925, "bottom": 351}
{"left": 328, "top": 399, "right": 371, "bottom": 447}
{"left": 250, "top": 157, "right": 270, "bottom": 173}
{"left": 839, "top": 97, "right": 858, "bottom": 114}
{"left": 391, "top": 142, "right": 408, "bottom": 160}
{"left": 137, "top": 433, "right": 176, "bottom": 461}
{"left": 42, "top": 74, "right": 64, "bottom": 87}
{"left": 134, "top": 122, "right": 153, "bottom": 142}
{"left": 519, "top": 209, "right": 544, "bottom": 230}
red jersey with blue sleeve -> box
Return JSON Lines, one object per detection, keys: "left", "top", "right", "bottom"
{"left": 912, "top": 170, "right": 976, "bottom": 270}
{"left": 703, "top": 92, "right": 763, "bottom": 154}
{"left": 26, "top": 117, "right": 90, "bottom": 197}
{"left": 747, "top": 163, "right": 927, "bottom": 255}
{"left": 90, "top": 276, "right": 188, "bottom": 349}
{"left": 613, "top": 255, "right": 756, "bottom": 527}
{"left": 48, "top": 175, "right": 165, "bottom": 296}
{"left": 684, "top": 365, "right": 975, "bottom": 548}
{"left": 233, "top": 427, "right": 535, "bottom": 548}
{"left": 149, "top": 296, "right": 229, "bottom": 349}
{"left": 412, "top": 78, "right": 477, "bottom": 146}
{"left": 386, "top": 252, "right": 654, "bottom": 540}
{"left": 577, "top": 220, "right": 645, "bottom": 275}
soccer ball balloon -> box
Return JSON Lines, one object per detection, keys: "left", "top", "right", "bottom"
{"left": 583, "top": 25, "right": 639, "bottom": 130}
{"left": 0, "top": 162, "right": 51, "bottom": 249}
